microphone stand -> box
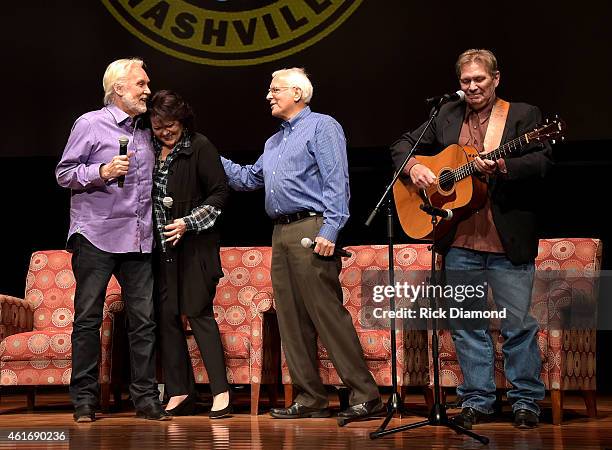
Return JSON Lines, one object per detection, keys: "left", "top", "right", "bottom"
{"left": 370, "top": 211, "right": 488, "bottom": 444}
{"left": 337, "top": 100, "right": 441, "bottom": 428}
{"left": 351, "top": 99, "right": 488, "bottom": 444}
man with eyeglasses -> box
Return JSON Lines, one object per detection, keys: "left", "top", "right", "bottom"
{"left": 221, "top": 68, "right": 383, "bottom": 419}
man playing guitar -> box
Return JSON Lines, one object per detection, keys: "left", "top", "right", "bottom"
{"left": 391, "top": 49, "right": 553, "bottom": 429}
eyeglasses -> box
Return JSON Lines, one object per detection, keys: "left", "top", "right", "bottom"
{"left": 267, "top": 86, "right": 298, "bottom": 95}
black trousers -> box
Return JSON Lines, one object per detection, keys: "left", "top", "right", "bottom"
{"left": 157, "top": 258, "right": 229, "bottom": 397}
{"left": 69, "top": 234, "right": 160, "bottom": 409}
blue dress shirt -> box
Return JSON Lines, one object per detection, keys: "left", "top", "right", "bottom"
{"left": 221, "top": 106, "right": 350, "bottom": 243}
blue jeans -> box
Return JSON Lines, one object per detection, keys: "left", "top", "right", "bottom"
{"left": 444, "top": 247, "right": 545, "bottom": 415}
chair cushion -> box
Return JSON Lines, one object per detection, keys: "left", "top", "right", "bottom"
{"left": 317, "top": 330, "right": 391, "bottom": 361}
{"left": 0, "top": 360, "right": 72, "bottom": 385}
{"left": 0, "top": 329, "right": 72, "bottom": 361}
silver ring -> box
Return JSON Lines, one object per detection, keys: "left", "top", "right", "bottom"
{"left": 176, "top": 234, "right": 181, "bottom": 240}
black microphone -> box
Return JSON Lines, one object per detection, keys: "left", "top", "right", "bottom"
{"left": 118, "top": 136, "right": 129, "bottom": 188}
{"left": 426, "top": 90, "right": 465, "bottom": 105}
{"left": 162, "top": 196, "right": 174, "bottom": 262}
{"left": 419, "top": 203, "right": 454, "bottom": 220}
{"left": 300, "top": 237, "right": 352, "bottom": 258}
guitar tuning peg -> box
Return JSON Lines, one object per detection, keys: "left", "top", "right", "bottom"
{"left": 545, "top": 118, "right": 549, "bottom": 123}
{"left": 555, "top": 113, "right": 559, "bottom": 119}
{"left": 551, "top": 139, "right": 556, "bottom": 145}
{"left": 561, "top": 136, "right": 565, "bottom": 142}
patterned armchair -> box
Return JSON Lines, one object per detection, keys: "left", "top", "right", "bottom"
{"left": 281, "top": 244, "right": 432, "bottom": 407}
{"left": 184, "top": 247, "right": 280, "bottom": 415}
{"left": 0, "top": 250, "right": 123, "bottom": 410}
{"left": 430, "top": 238, "right": 602, "bottom": 424}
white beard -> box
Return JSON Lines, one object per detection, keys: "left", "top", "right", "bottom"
{"left": 123, "top": 92, "right": 147, "bottom": 115}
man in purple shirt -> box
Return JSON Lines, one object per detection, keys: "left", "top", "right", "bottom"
{"left": 56, "top": 58, "right": 170, "bottom": 422}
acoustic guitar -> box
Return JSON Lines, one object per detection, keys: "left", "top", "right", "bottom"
{"left": 393, "top": 118, "right": 566, "bottom": 240}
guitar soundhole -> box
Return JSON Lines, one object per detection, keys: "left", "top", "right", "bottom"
{"left": 438, "top": 169, "right": 455, "bottom": 193}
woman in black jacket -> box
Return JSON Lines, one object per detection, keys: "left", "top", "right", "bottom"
{"left": 150, "top": 90, "right": 231, "bottom": 418}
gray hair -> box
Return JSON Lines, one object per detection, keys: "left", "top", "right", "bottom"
{"left": 455, "top": 49, "right": 498, "bottom": 78}
{"left": 102, "top": 58, "right": 145, "bottom": 105}
{"left": 271, "top": 67, "right": 313, "bottom": 104}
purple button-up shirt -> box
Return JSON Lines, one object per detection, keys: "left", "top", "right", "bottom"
{"left": 56, "top": 104, "right": 155, "bottom": 253}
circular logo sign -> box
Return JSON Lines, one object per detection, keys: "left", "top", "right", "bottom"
{"left": 102, "top": 0, "right": 363, "bottom": 66}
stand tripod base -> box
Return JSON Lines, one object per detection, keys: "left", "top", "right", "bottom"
{"left": 370, "top": 403, "right": 489, "bottom": 444}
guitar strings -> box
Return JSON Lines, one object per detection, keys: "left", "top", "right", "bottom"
{"left": 435, "top": 135, "right": 528, "bottom": 185}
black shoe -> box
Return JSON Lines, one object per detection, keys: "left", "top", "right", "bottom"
{"left": 270, "top": 402, "right": 331, "bottom": 419}
{"left": 337, "top": 398, "right": 385, "bottom": 418}
{"left": 166, "top": 394, "right": 197, "bottom": 416}
{"left": 513, "top": 409, "right": 539, "bottom": 429}
{"left": 451, "top": 407, "right": 485, "bottom": 430}
{"left": 209, "top": 391, "right": 233, "bottom": 419}
{"left": 73, "top": 404, "right": 96, "bottom": 423}
{"left": 136, "top": 403, "right": 173, "bottom": 421}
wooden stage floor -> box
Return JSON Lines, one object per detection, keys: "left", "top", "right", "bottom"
{"left": 0, "top": 389, "right": 610, "bottom": 449}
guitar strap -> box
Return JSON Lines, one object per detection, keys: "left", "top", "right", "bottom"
{"left": 483, "top": 98, "right": 510, "bottom": 153}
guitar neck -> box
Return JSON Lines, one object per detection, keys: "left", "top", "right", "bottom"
{"left": 454, "top": 133, "right": 531, "bottom": 181}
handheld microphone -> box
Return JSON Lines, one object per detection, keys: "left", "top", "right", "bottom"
{"left": 118, "top": 136, "right": 129, "bottom": 188}
{"left": 419, "top": 204, "right": 453, "bottom": 220}
{"left": 162, "top": 196, "right": 174, "bottom": 262}
{"left": 300, "top": 237, "right": 352, "bottom": 258}
{"left": 426, "top": 90, "right": 465, "bottom": 105}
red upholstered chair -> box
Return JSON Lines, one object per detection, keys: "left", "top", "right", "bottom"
{"left": 429, "top": 238, "right": 602, "bottom": 424}
{"left": 184, "top": 247, "right": 280, "bottom": 415}
{"left": 0, "top": 250, "right": 123, "bottom": 410}
{"left": 281, "top": 244, "right": 432, "bottom": 407}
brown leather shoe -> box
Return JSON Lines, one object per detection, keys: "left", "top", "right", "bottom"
{"left": 270, "top": 402, "right": 331, "bottom": 419}
{"left": 337, "top": 398, "right": 385, "bottom": 418}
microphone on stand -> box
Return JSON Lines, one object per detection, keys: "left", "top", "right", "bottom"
{"left": 419, "top": 203, "right": 453, "bottom": 220}
{"left": 117, "top": 136, "right": 129, "bottom": 188}
{"left": 300, "top": 237, "right": 352, "bottom": 258}
{"left": 426, "top": 90, "right": 465, "bottom": 105}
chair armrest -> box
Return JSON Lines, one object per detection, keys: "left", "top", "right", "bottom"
{"left": 0, "top": 294, "right": 34, "bottom": 340}
{"left": 104, "top": 293, "right": 124, "bottom": 314}
{"left": 103, "top": 276, "right": 123, "bottom": 314}
{"left": 253, "top": 290, "right": 275, "bottom": 314}
{"left": 249, "top": 291, "right": 280, "bottom": 385}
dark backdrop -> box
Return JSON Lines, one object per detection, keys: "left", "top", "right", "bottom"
{"left": 1, "top": 1, "right": 611, "bottom": 391}
{"left": 3, "top": 0, "right": 612, "bottom": 158}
